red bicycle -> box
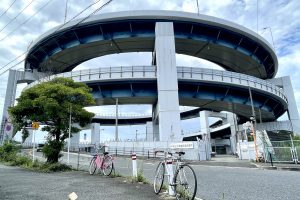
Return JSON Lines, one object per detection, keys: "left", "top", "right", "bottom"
{"left": 89, "top": 145, "right": 114, "bottom": 176}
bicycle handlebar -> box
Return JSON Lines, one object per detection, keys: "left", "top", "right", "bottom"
{"left": 93, "top": 144, "right": 107, "bottom": 153}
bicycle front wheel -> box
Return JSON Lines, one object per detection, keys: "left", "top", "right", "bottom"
{"left": 89, "top": 157, "right": 97, "bottom": 175}
{"left": 174, "top": 164, "right": 197, "bottom": 200}
{"left": 102, "top": 155, "right": 114, "bottom": 176}
{"left": 153, "top": 162, "right": 165, "bottom": 194}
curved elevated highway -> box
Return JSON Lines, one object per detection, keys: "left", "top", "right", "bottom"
{"left": 17, "top": 10, "right": 299, "bottom": 143}
{"left": 25, "top": 10, "right": 277, "bottom": 79}
{"left": 26, "top": 66, "right": 287, "bottom": 122}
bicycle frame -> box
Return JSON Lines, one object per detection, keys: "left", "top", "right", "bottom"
{"left": 154, "top": 150, "right": 197, "bottom": 199}
{"left": 157, "top": 151, "right": 182, "bottom": 186}
{"left": 94, "top": 154, "right": 104, "bottom": 169}
{"left": 90, "top": 145, "right": 114, "bottom": 173}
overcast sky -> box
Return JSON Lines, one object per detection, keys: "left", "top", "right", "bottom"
{"left": 0, "top": 0, "right": 299, "bottom": 142}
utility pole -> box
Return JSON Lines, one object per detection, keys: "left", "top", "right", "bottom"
{"left": 249, "top": 87, "right": 259, "bottom": 161}
{"left": 115, "top": 98, "right": 119, "bottom": 141}
{"left": 196, "top": 0, "right": 200, "bottom": 15}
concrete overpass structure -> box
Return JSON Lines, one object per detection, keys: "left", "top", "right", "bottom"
{"left": 1, "top": 11, "right": 299, "bottom": 152}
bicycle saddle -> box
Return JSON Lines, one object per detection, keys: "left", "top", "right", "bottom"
{"left": 103, "top": 152, "right": 109, "bottom": 155}
{"left": 175, "top": 151, "right": 185, "bottom": 156}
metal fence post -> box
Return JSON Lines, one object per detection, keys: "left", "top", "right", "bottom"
{"left": 269, "top": 151, "right": 273, "bottom": 167}
{"left": 77, "top": 146, "right": 80, "bottom": 171}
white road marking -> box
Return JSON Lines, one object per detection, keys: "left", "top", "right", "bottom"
{"left": 145, "top": 162, "right": 155, "bottom": 165}
{"left": 190, "top": 164, "right": 258, "bottom": 170}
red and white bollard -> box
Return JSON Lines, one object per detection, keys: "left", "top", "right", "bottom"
{"left": 131, "top": 153, "right": 137, "bottom": 177}
{"left": 166, "top": 156, "right": 175, "bottom": 196}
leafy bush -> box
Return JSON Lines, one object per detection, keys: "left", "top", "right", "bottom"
{"left": 0, "top": 142, "right": 71, "bottom": 172}
{"left": 0, "top": 142, "right": 20, "bottom": 162}
{"left": 10, "top": 155, "right": 31, "bottom": 166}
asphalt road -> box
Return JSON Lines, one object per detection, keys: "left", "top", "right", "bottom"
{"left": 111, "top": 156, "right": 300, "bottom": 200}
{"left": 23, "top": 151, "right": 300, "bottom": 200}
{"left": 0, "top": 164, "right": 159, "bottom": 200}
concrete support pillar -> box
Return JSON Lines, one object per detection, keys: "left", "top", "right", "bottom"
{"left": 0, "top": 70, "right": 19, "bottom": 142}
{"left": 200, "top": 111, "right": 210, "bottom": 135}
{"left": 226, "top": 112, "right": 237, "bottom": 154}
{"left": 153, "top": 122, "right": 160, "bottom": 141}
{"left": 200, "top": 111, "right": 212, "bottom": 156}
{"left": 91, "top": 123, "right": 100, "bottom": 145}
{"left": 146, "top": 121, "right": 154, "bottom": 141}
{"left": 0, "top": 70, "right": 46, "bottom": 144}
{"left": 269, "top": 76, "right": 300, "bottom": 134}
{"left": 146, "top": 121, "right": 160, "bottom": 141}
{"left": 155, "top": 22, "right": 181, "bottom": 142}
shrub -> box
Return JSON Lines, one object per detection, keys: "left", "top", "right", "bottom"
{"left": 0, "top": 142, "right": 71, "bottom": 173}
{"left": 40, "top": 163, "right": 72, "bottom": 172}
{"left": 0, "top": 142, "right": 19, "bottom": 162}
{"left": 10, "top": 155, "right": 31, "bottom": 166}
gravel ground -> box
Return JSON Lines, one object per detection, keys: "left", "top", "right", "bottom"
{"left": 0, "top": 164, "right": 160, "bottom": 200}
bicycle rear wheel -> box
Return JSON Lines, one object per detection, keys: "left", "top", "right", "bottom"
{"left": 153, "top": 162, "right": 165, "bottom": 194}
{"left": 89, "top": 157, "right": 97, "bottom": 175}
{"left": 102, "top": 155, "right": 114, "bottom": 176}
{"left": 174, "top": 164, "right": 197, "bottom": 200}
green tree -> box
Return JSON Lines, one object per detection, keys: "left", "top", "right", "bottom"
{"left": 9, "top": 77, "right": 95, "bottom": 163}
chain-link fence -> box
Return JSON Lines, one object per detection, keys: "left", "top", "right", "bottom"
{"left": 262, "top": 139, "right": 300, "bottom": 163}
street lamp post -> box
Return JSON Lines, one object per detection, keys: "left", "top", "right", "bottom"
{"left": 262, "top": 27, "right": 276, "bottom": 52}
{"left": 99, "top": 128, "right": 104, "bottom": 144}
{"left": 135, "top": 130, "right": 138, "bottom": 141}
{"left": 67, "top": 104, "right": 72, "bottom": 164}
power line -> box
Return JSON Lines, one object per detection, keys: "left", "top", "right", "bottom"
{"left": 0, "top": 0, "right": 113, "bottom": 76}
{"left": 0, "top": 0, "right": 17, "bottom": 19}
{"left": 0, "top": 0, "right": 104, "bottom": 73}
{"left": 0, "top": 0, "right": 55, "bottom": 42}
{"left": 0, "top": 0, "right": 36, "bottom": 34}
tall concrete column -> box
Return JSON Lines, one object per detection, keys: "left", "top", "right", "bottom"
{"left": 200, "top": 111, "right": 212, "bottom": 156}
{"left": 226, "top": 112, "right": 237, "bottom": 154}
{"left": 0, "top": 70, "right": 46, "bottom": 144}
{"left": 146, "top": 121, "right": 154, "bottom": 141}
{"left": 200, "top": 111, "right": 210, "bottom": 135}
{"left": 0, "top": 70, "right": 20, "bottom": 142}
{"left": 146, "top": 121, "right": 160, "bottom": 141}
{"left": 269, "top": 76, "right": 300, "bottom": 134}
{"left": 91, "top": 123, "right": 100, "bottom": 145}
{"left": 155, "top": 22, "right": 181, "bottom": 142}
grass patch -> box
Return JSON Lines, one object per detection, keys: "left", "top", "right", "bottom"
{"left": 0, "top": 142, "right": 71, "bottom": 172}
{"left": 136, "top": 171, "right": 149, "bottom": 184}
{"left": 110, "top": 171, "right": 123, "bottom": 178}
{"left": 161, "top": 184, "right": 168, "bottom": 191}
{"left": 126, "top": 170, "right": 149, "bottom": 184}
